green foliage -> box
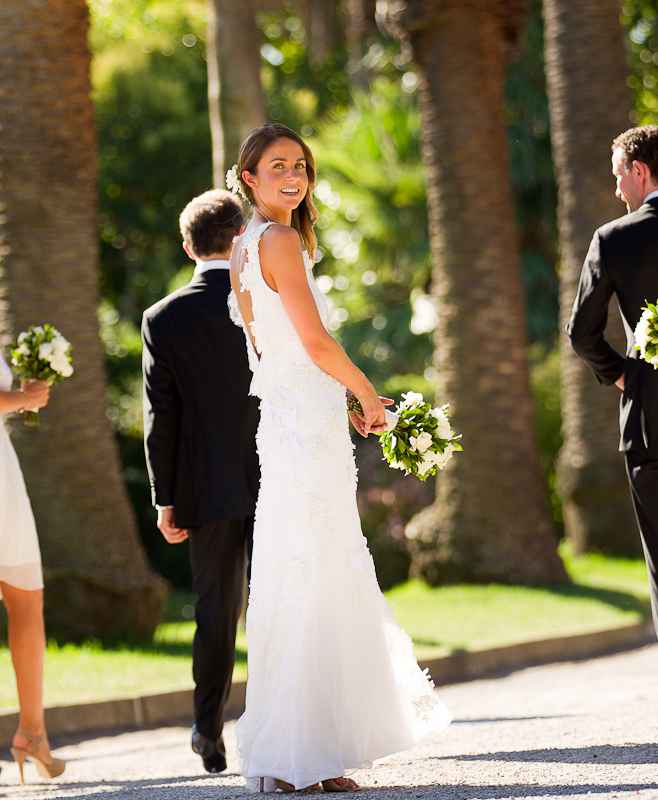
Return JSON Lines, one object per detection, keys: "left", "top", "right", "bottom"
{"left": 529, "top": 345, "right": 563, "bottom": 531}
{"left": 92, "top": 0, "right": 210, "bottom": 322}
{"left": 311, "top": 77, "right": 433, "bottom": 393}
{"left": 259, "top": 9, "right": 351, "bottom": 132}
{"left": 623, "top": 0, "right": 658, "bottom": 123}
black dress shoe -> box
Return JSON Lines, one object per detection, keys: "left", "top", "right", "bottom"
{"left": 202, "top": 751, "right": 227, "bottom": 773}
{"left": 191, "top": 725, "right": 227, "bottom": 774}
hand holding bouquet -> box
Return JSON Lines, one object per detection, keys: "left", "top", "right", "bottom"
{"left": 11, "top": 324, "right": 74, "bottom": 426}
{"left": 348, "top": 391, "right": 462, "bottom": 481}
{"left": 634, "top": 301, "right": 658, "bottom": 368}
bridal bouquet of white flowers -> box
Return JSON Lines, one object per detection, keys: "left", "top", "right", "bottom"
{"left": 348, "top": 391, "right": 463, "bottom": 481}
{"left": 634, "top": 301, "right": 658, "bottom": 369}
{"left": 10, "top": 324, "right": 74, "bottom": 426}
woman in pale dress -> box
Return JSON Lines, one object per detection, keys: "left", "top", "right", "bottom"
{"left": 0, "top": 351, "right": 65, "bottom": 784}
{"left": 228, "top": 124, "right": 450, "bottom": 794}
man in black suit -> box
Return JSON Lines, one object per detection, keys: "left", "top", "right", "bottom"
{"left": 568, "top": 125, "right": 658, "bottom": 634}
{"left": 142, "top": 190, "right": 259, "bottom": 772}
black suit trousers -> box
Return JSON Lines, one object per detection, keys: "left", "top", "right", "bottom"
{"left": 188, "top": 517, "right": 253, "bottom": 746}
{"left": 625, "top": 453, "right": 658, "bottom": 636}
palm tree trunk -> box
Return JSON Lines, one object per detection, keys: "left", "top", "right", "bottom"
{"left": 379, "top": 1, "right": 566, "bottom": 584}
{"left": 0, "top": 0, "right": 166, "bottom": 639}
{"left": 207, "top": 0, "right": 266, "bottom": 186}
{"left": 346, "top": 0, "right": 378, "bottom": 87}
{"left": 543, "top": 0, "right": 638, "bottom": 555}
{"left": 298, "top": 0, "right": 343, "bottom": 64}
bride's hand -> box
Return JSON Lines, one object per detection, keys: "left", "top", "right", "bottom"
{"left": 349, "top": 395, "right": 393, "bottom": 438}
{"left": 356, "top": 391, "right": 386, "bottom": 437}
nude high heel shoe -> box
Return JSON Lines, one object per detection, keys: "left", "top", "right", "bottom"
{"left": 10, "top": 729, "right": 65, "bottom": 784}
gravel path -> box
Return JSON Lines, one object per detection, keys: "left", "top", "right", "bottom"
{"left": 2, "top": 643, "right": 658, "bottom": 799}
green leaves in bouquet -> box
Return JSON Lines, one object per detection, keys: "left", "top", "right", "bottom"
{"left": 381, "top": 401, "right": 462, "bottom": 481}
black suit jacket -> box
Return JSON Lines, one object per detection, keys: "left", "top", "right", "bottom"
{"left": 568, "top": 196, "right": 658, "bottom": 457}
{"left": 142, "top": 269, "right": 259, "bottom": 527}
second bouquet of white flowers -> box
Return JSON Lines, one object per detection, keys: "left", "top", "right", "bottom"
{"left": 11, "top": 324, "right": 74, "bottom": 426}
{"left": 349, "top": 391, "right": 463, "bottom": 481}
{"left": 634, "top": 300, "right": 658, "bottom": 368}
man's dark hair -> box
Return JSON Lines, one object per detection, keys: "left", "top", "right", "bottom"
{"left": 179, "top": 189, "right": 244, "bottom": 257}
{"left": 612, "top": 125, "right": 658, "bottom": 181}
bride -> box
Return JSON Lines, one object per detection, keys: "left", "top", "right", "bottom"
{"left": 228, "top": 123, "right": 450, "bottom": 793}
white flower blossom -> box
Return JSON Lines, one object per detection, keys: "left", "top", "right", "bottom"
{"left": 39, "top": 342, "right": 54, "bottom": 361}
{"left": 634, "top": 306, "right": 658, "bottom": 368}
{"left": 400, "top": 391, "right": 424, "bottom": 409}
{"left": 417, "top": 456, "right": 435, "bottom": 477}
{"left": 225, "top": 164, "right": 247, "bottom": 200}
{"left": 410, "top": 431, "right": 433, "bottom": 453}
{"left": 51, "top": 335, "right": 70, "bottom": 357}
{"left": 56, "top": 360, "right": 74, "bottom": 378}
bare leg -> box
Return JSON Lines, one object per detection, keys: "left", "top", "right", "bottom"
{"left": 1, "top": 583, "right": 52, "bottom": 755}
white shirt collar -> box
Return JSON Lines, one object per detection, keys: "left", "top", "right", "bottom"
{"left": 194, "top": 258, "right": 230, "bottom": 276}
{"left": 644, "top": 189, "right": 658, "bottom": 204}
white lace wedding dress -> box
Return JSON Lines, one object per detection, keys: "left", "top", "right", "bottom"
{"left": 0, "top": 352, "right": 43, "bottom": 599}
{"left": 229, "top": 222, "right": 450, "bottom": 791}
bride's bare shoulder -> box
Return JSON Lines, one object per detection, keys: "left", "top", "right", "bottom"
{"left": 261, "top": 222, "right": 301, "bottom": 249}
{"left": 261, "top": 224, "right": 302, "bottom": 256}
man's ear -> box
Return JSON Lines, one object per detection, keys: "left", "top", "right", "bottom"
{"left": 182, "top": 240, "right": 195, "bottom": 261}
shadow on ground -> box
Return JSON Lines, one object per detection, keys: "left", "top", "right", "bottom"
{"left": 434, "top": 742, "right": 658, "bottom": 765}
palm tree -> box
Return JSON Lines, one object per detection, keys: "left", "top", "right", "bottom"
{"left": 543, "top": 0, "right": 638, "bottom": 555}
{"left": 345, "top": 0, "right": 378, "bottom": 86}
{"left": 298, "top": 0, "right": 343, "bottom": 64}
{"left": 207, "top": 0, "right": 266, "bottom": 186}
{"left": 0, "top": 0, "right": 166, "bottom": 638}
{"left": 378, "top": 1, "right": 566, "bottom": 584}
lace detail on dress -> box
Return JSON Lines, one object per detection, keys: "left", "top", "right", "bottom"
{"left": 227, "top": 290, "right": 260, "bottom": 374}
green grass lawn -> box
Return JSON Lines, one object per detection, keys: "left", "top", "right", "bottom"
{"left": 0, "top": 546, "right": 651, "bottom": 711}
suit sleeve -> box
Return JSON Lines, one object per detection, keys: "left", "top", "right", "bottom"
{"left": 142, "top": 312, "right": 180, "bottom": 507}
{"left": 566, "top": 230, "right": 626, "bottom": 385}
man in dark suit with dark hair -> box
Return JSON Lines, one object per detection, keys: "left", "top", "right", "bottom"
{"left": 568, "top": 125, "right": 658, "bottom": 634}
{"left": 142, "top": 189, "right": 259, "bottom": 772}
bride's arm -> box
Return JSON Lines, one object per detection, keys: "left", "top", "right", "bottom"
{"left": 261, "top": 225, "right": 385, "bottom": 434}
{"left": 0, "top": 389, "right": 26, "bottom": 413}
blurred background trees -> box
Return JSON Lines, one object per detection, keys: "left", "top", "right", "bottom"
{"left": 3, "top": 0, "right": 658, "bottom": 633}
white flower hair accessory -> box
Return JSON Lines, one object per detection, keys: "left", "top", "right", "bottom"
{"left": 225, "top": 164, "right": 248, "bottom": 201}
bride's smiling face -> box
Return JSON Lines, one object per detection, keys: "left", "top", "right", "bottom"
{"left": 242, "top": 137, "right": 309, "bottom": 214}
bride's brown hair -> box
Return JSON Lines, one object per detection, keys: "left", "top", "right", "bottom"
{"left": 237, "top": 123, "right": 318, "bottom": 257}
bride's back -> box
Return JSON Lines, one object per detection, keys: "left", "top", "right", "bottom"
{"left": 230, "top": 221, "right": 330, "bottom": 372}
